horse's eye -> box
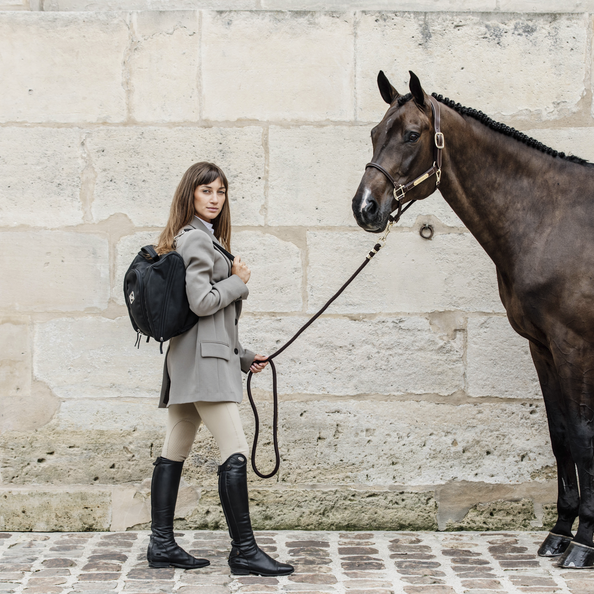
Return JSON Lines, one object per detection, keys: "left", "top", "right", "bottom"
{"left": 406, "top": 132, "right": 420, "bottom": 143}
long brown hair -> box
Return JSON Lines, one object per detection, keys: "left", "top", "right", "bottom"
{"left": 156, "top": 162, "right": 232, "bottom": 254}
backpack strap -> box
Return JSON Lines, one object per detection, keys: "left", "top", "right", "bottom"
{"left": 140, "top": 245, "right": 160, "bottom": 262}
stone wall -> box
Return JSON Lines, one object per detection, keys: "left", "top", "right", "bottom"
{"left": 1, "top": 0, "right": 591, "bottom": 531}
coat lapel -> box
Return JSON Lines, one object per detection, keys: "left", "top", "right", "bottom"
{"left": 187, "top": 216, "right": 232, "bottom": 274}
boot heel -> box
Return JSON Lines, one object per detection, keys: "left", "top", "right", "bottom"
{"left": 230, "top": 566, "right": 250, "bottom": 575}
{"left": 148, "top": 561, "right": 170, "bottom": 568}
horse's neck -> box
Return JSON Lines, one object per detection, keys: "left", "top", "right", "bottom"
{"left": 438, "top": 111, "right": 570, "bottom": 270}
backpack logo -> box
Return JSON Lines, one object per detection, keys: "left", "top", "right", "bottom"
{"left": 129, "top": 291, "right": 135, "bottom": 304}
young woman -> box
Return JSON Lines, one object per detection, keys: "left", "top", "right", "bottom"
{"left": 148, "top": 162, "right": 293, "bottom": 577}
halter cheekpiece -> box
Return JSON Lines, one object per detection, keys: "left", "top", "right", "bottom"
{"left": 365, "top": 96, "right": 445, "bottom": 223}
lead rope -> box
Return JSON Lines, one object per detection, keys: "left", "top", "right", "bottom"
{"left": 246, "top": 200, "right": 416, "bottom": 478}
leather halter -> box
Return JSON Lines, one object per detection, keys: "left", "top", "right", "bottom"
{"left": 365, "top": 95, "right": 445, "bottom": 223}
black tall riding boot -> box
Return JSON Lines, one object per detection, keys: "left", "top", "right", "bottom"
{"left": 218, "top": 453, "right": 294, "bottom": 576}
{"left": 147, "top": 457, "right": 209, "bottom": 569}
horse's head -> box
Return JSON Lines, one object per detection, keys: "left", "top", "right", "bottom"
{"left": 352, "top": 70, "right": 440, "bottom": 232}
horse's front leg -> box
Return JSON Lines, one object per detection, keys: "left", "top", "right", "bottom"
{"left": 550, "top": 343, "right": 594, "bottom": 568}
{"left": 530, "top": 343, "right": 578, "bottom": 557}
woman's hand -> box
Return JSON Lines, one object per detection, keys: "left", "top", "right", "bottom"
{"left": 250, "top": 354, "right": 268, "bottom": 373}
{"left": 232, "top": 255, "right": 251, "bottom": 284}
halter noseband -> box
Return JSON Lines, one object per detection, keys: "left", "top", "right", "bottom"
{"left": 365, "top": 96, "right": 445, "bottom": 223}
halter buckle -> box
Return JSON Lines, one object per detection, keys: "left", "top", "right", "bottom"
{"left": 435, "top": 168, "right": 442, "bottom": 187}
{"left": 393, "top": 185, "right": 406, "bottom": 201}
{"left": 435, "top": 132, "right": 445, "bottom": 150}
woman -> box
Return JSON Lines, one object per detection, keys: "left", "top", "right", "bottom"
{"left": 147, "top": 162, "right": 293, "bottom": 577}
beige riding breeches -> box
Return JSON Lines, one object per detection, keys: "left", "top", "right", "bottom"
{"left": 161, "top": 401, "right": 249, "bottom": 463}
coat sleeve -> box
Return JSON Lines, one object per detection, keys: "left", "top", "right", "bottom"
{"left": 238, "top": 341, "right": 256, "bottom": 374}
{"left": 179, "top": 230, "right": 249, "bottom": 317}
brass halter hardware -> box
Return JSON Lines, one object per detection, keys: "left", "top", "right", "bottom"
{"left": 365, "top": 96, "right": 445, "bottom": 222}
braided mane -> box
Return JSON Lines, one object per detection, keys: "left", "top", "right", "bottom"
{"left": 431, "top": 93, "right": 591, "bottom": 166}
{"left": 396, "top": 92, "right": 591, "bottom": 166}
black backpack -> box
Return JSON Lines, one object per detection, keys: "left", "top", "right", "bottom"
{"left": 123, "top": 244, "right": 198, "bottom": 352}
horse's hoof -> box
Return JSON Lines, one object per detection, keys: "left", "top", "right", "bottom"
{"left": 537, "top": 532, "right": 573, "bottom": 557}
{"left": 557, "top": 541, "right": 594, "bottom": 568}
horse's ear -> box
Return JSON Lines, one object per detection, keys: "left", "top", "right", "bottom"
{"left": 409, "top": 71, "right": 425, "bottom": 107}
{"left": 377, "top": 70, "right": 400, "bottom": 105}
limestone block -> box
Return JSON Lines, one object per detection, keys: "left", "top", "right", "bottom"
{"left": 306, "top": 230, "right": 502, "bottom": 314}
{"left": 114, "top": 231, "right": 160, "bottom": 305}
{"left": 0, "top": 231, "right": 109, "bottom": 312}
{"left": 242, "top": 315, "right": 464, "bottom": 395}
{"left": 55, "top": 398, "right": 163, "bottom": 432}
{"left": 542, "top": 504, "right": 558, "bottom": 530}
{"left": 128, "top": 11, "right": 200, "bottom": 123}
{"left": 1, "top": 398, "right": 234, "bottom": 487}
{"left": 247, "top": 400, "right": 553, "bottom": 486}
{"left": 111, "top": 480, "right": 198, "bottom": 531}
{"left": 0, "top": 321, "right": 30, "bottom": 402}
{"left": 356, "top": 13, "right": 588, "bottom": 123}
{"left": 185, "top": 486, "right": 438, "bottom": 531}
{"left": 34, "top": 317, "right": 164, "bottom": 399}
{"left": 43, "top": 0, "right": 256, "bottom": 8}
{"left": 202, "top": 11, "right": 354, "bottom": 121}
{"left": 0, "top": 320, "right": 59, "bottom": 432}
{"left": 446, "top": 498, "right": 536, "bottom": 531}
{"left": 0, "top": 13, "right": 128, "bottom": 123}
{"left": 1, "top": 399, "right": 167, "bottom": 486}
{"left": 467, "top": 316, "right": 541, "bottom": 399}
{"left": 268, "top": 125, "right": 370, "bottom": 227}
{"left": 1, "top": 398, "right": 553, "bottom": 493}
{"left": 523, "top": 128, "right": 594, "bottom": 164}
{"left": 1, "top": 397, "right": 553, "bottom": 489}
{"left": 263, "top": 0, "right": 496, "bottom": 8}
{"left": 0, "top": 488, "right": 110, "bottom": 531}
{"left": 88, "top": 126, "right": 265, "bottom": 227}
{"left": 233, "top": 230, "right": 303, "bottom": 313}
{"left": 0, "top": 128, "right": 84, "bottom": 227}
{"left": 0, "top": 0, "right": 25, "bottom": 8}
{"left": 437, "top": 479, "right": 556, "bottom": 529}
{"left": 500, "top": 1, "right": 594, "bottom": 11}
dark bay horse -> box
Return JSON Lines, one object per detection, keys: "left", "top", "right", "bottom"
{"left": 352, "top": 71, "right": 594, "bottom": 568}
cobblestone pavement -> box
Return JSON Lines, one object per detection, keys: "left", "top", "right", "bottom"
{"left": 1, "top": 530, "right": 594, "bottom": 594}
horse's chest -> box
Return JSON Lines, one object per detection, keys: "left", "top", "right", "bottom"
{"left": 496, "top": 269, "right": 544, "bottom": 342}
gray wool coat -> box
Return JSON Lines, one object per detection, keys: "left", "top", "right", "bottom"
{"left": 159, "top": 217, "right": 256, "bottom": 408}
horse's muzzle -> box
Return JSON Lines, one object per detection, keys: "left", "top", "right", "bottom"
{"left": 352, "top": 189, "right": 390, "bottom": 233}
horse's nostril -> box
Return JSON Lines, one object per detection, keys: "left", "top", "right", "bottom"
{"left": 363, "top": 199, "right": 377, "bottom": 216}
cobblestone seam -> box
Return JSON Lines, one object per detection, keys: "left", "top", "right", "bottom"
{"left": 64, "top": 533, "right": 101, "bottom": 593}
{"left": 429, "top": 532, "right": 466, "bottom": 594}
{"left": 274, "top": 531, "right": 295, "bottom": 593}
{"left": 374, "top": 531, "right": 406, "bottom": 594}
{"left": 329, "top": 530, "right": 347, "bottom": 594}
{"left": 13, "top": 534, "right": 50, "bottom": 594}
{"left": 471, "top": 532, "right": 524, "bottom": 594}
{"left": 115, "top": 532, "right": 147, "bottom": 593}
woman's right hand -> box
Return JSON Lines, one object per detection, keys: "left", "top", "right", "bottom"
{"left": 232, "top": 255, "right": 251, "bottom": 284}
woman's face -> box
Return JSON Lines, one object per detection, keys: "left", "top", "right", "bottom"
{"left": 193, "top": 177, "right": 226, "bottom": 221}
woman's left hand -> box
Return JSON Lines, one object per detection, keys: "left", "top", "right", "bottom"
{"left": 250, "top": 354, "right": 268, "bottom": 373}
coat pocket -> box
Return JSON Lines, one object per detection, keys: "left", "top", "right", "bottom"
{"left": 200, "top": 341, "right": 230, "bottom": 361}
